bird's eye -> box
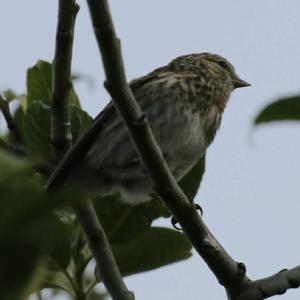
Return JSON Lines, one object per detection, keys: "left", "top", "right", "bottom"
{"left": 218, "top": 61, "right": 228, "bottom": 69}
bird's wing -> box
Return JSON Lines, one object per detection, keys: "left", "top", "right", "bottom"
{"left": 46, "top": 101, "right": 116, "bottom": 189}
{"left": 46, "top": 68, "right": 170, "bottom": 190}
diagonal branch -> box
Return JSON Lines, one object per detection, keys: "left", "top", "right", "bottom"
{"left": 85, "top": 0, "right": 245, "bottom": 291}
{"left": 49, "top": 1, "right": 134, "bottom": 300}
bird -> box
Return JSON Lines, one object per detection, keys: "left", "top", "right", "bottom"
{"left": 48, "top": 53, "right": 250, "bottom": 204}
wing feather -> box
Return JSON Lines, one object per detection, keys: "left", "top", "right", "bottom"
{"left": 46, "top": 68, "right": 169, "bottom": 189}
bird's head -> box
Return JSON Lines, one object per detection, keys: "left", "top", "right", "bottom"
{"left": 170, "top": 53, "right": 250, "bottom": 91}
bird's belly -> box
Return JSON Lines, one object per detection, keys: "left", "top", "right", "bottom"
{"left": 158, "top": 113, "right": 206, "bottom": 180}
{"left": 81, "top": 108, "right": 206, "bottom": 203}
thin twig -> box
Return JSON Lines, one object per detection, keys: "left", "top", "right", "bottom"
{"left": 85, "top": 280, "right": 98, "bottom": 297}
{"left": 37, "top": 291, "right": 43, "bottom": 300}
{"left": 0, "top": 94, "right": 23, "bottom": 143}
{"left": 49, "top": 2, "right": 134, "bottom": 300}
{"left": 74, "top": 201, "right": 134, "bottom": 300}
{"left": 0, "top": 137, "right": 27, "bottom": 155}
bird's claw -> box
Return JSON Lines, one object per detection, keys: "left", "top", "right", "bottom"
{"left": 171, "top": 216, "right": 182, "bottom": 230}
{"left": 171, "top": 203, "right": 203, "bottom": 230}
{"left": 194, "top": 203, "right": 203, "bottom": 216}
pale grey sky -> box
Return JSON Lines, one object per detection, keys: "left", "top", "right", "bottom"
{"left": 1, "top": 1, "right": 300, "bottom": 299}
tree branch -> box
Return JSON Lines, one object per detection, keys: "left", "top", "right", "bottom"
{"left": 0, "top": 94, "right": 23, "bottom": 143}
{"left": 74, "top": 201, "right": 135, "bottom": 300}
{"left": 49, "top": 2, "right": 134, "bottom": 300}
{"left": 229, "top": 266, "right": 300, "bottom": 300}
{"left": 86, "top": 0, "right": 246, "bottom": 290}
{"left": 51, "top": 0, "right": 79, "bottom": 162}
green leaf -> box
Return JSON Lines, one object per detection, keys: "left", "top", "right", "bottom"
{"left": 23, "top": 101, "right": 93, "bottom": 160}
{"left": 179, "top": 155, "right": 205, "bottom": 202}
{"left": 46, "top": 214, "right": 73, "bottom": 271}
{"left": 0, "top": 150, "right": 33, "bottom": 184}
{"left": 70, "top": 88, "right": 81, "bottom": 108}
{"left": 35, "top": 270, "right": 74, "bottom": 295}
{"left": 0, "top": 237, "right": 41, "bottom": 300}
{"left": 13, "top": 105, "right": 25, "bottom": 138}
{"left": 71, "top": 106, "right": 93, "bottom": 142}
{"left": 111, "top": 227, "right": 192, "bottom": 277}
{"left": 0, "top": 151, "right": 85, "bottom": 299}
{"left": 27, "top": 60, "right": 52, "bottom": 104}
{"left": 2, "top": 89, "right": 26, "bottom": 103}
{"left": 254, "top": 95, "right": 300, "bottom": 125}
{"left": 23, "top": 101, "right": 52, "bottom": 160}
{"left": 0, "top": 223, "right": 72, "bottom": 300}
{"left": 27, "top": 60, "right": 80, "bottom": 107}
{"left": 2, "top": 104, "right": 26, "bottom": 144}
{"left": 94, "top": 195, "right": 169, "bottom": 244}
{"left": 0, "top": 184, "right": 75, "bottom": 300}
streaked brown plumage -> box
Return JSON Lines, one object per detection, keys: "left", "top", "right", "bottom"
{"left": 69, "top": 53, "right": 250, "bottom": 203}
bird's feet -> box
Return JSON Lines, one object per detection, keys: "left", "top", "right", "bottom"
{"left": 171, "top": 203, "right": 203, "bottom": 230}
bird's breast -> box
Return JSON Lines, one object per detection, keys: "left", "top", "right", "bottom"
{"left": 150, "top": 102, "right": 206, "bottom": 180}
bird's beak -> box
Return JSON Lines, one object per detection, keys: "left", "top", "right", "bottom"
{"left": 233, "top": 75, "right": 251, "bottom": 89}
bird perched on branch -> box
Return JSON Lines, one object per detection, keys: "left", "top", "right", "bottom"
{"left": 48, "top": 53, "right": 250, "bottom": 204}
